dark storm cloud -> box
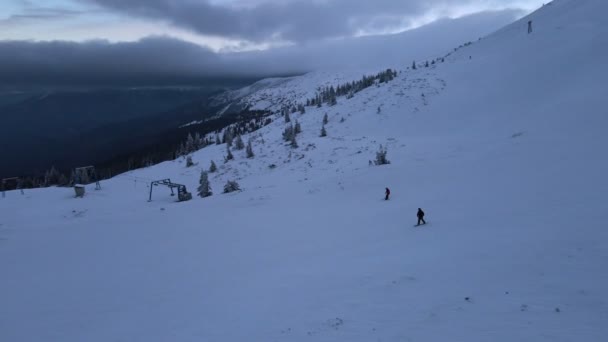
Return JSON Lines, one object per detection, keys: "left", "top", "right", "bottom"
{"left": 0, "top": 37, "right": 229, "bottom": 86}
{"left": 78, "top": 0, "right": 464, "bottom": 42}
{"left": 0, "top": 9, "right": 520, "bottom": 87}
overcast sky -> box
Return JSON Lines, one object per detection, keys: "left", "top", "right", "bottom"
{"left": 0, "top": 0, "right": 546, "bottom": 86}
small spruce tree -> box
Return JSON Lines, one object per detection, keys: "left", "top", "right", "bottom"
{"left": 225, "top": 146, "right": 234, "bottom": 162}
{"left": 320, "top": 125, "right": 327, "bottom": 137}
{"left": 209, "top": 160, "right": 217, "bottom": 173}
{"left": 290, "top": 133, "right": 298, "bottom": 148}
{"left": 223, "top": 180, "right": 241, "bottom": 193}
{"left": 282, "top": 125, "right": 294, "bottom": 142}
{"left": 323, "top": 113, "right": 329, "bottom": 125}
{"left": 197, "top": 171, "right": 212, "bottom": 198}
{"left": 234, "top": 134, "right": 245, "bottom": 150}
{"left": 186, "top": 156, "right": 194, "bottom": 167}
{"left": 246, "top": 140, "right": 255, "bottom": 158}
{"left": 329, "top": 95, "right": 337, "bottom": 106}
{"left": 374, "top": 145, "right": 391, "bottom": 165}
{"left": 294, "top": 120, "right": 302, "bottom": 134}
{"left": 412, "top": 60, "right": 417, "bottom": 70}
{"left": 223, "top": 128, "right": 234, "bottom": 147}
{"left": 185, "top": 133, "right": 195, "bottom": 153}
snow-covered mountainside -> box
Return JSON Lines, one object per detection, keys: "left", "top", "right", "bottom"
{"left": 210, "top": 70, "right": 383, "bottom": 115}
{"left": 2, "top": 0, "right": 607, "bottom": 341}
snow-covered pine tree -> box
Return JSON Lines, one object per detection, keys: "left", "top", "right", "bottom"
{"left": 374, "top": 145, "right": 390, "bottom": 165}
{"left": 282, "top": 125, "right": 294, "bottom": 142}
{"left": 290, "top": 133, "right": 298, "bottom": 148}
{"left": 329, "top": 95, "right": 337, "bottom": 106}
{"left": 215, "top": 133, "right": 221, "bottom": 145}
{"left": 186, "top": 133, "right": 195, "bottom": 153}
{"left": 223, "top": 128, "right": 234, "bottom": 147}
{"left": 234, "top": 134, "right": 245, "bottom": 150}
{"left": 186, "top": 156, "right": 194, "bottom": 167}
{"left": 197, "top": 170, "right": 212, "bottom": 198}
{"left": 194, "top": 132, "right": 203, "bottom": 149}
{"left": 223, "top": 180, "right": 241, "bottom": 193}
{"left": 284, "top": 110, "right": 291, "bottom": 123}
{"left": 209, "top": 160, "right": 217, "bottom": 173}
{"left": 294, "top": 120, "right": 302, "bottom": 134}
{"left": 320, "top": 124, "right": 327, "bottom": 137}
{"left": 69, "top": 170, "right": 76, "bottom": 186}
{"left": 412, "top": 61, "right": 417, "bottom": 70}
{"left": 44, "top": 166, "right": 61, "bottom": 186}
{"left": 323, "top": 113, "right": 329, "bottom": 125}
{"left": 246, "top": 140, "right": 254, "bottom": 158}
{"left": 225, "top": 145, "right": 234, "bottom": 162}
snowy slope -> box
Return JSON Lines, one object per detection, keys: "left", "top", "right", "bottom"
{"left": 210, "top": 69, "right": 385, "bottom": 116}
{"left": 2, "top": 0, "right": 608, "bottom": 341}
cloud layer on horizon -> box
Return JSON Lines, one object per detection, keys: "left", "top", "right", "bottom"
{"left": 0, "top": 9, "right": 521, "bottom": 87}
{"left": 78, "top": 0, "right": 540, "bottom": 43}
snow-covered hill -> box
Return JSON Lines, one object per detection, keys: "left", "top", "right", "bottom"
{"left": 2, "top": 0, "right": 608, "bottom": 341}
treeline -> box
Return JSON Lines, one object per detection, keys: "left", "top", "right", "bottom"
{"left": 305, "top": 69, "right": 398, "bottom": 107}
{"left": 5, "top": 109, "right": 272, "bottom": 191}
{"left": 99, "top": 109, "right": 271, "bottom": 180}
{"left": 175, "top": 111, "right": 272, "bottom": 157}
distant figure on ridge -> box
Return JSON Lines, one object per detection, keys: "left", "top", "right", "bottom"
{"left": 528, "top": 20, "right": 533, "bottom": 34}
{"left": 416, "top": 208, "right": 426, "bottom": 226}
{"left": 385, "top": 187, "right": 390, "bottom": 201}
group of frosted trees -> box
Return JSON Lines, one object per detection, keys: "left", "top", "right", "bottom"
{"left": 197, "top": 159, "right": 240, "bottom": 198}
{"left": 282, "top": 114, "right": 302, "bottom": 148}
{"left": 305, "top": 69, "right": 398, "bottom": 108}
{"left": 175, "top": 111, "right": 273, "bottom": 160}
{"left": 411, "top": 56, "right": 446, "bottom": 70}
{"left": 182, "top": 66, "right": 403, "bottom": 200}
{"left": 216, "top": 125, "right": 255, "bottom": 162}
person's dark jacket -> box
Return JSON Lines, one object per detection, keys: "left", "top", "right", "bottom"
{"left": 417, "top": 208, "right": 425, "bottom": 218}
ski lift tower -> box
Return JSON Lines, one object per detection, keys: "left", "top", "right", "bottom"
{"left": 73, "top": 166, "right": 101, "bottom": 190}
{"left": 1, "top": 177, "right": 23, "bottom": 198}
{"left": 148, "top": 178, "right": 192, "bottom": 202}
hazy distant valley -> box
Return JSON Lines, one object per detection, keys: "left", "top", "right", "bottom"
{"left": 0, "top": 80, "right": 260, "bottom": 179}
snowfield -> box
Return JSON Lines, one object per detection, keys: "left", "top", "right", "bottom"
{"left": 1, "top": 0, "right": 608, "bottom": 341}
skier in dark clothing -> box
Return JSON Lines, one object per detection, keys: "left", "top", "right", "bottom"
{"left": 417, "top": 208, "right": 426, "bottom": 226}
{"left": 385, "top": 188, "right": 390, "bottom": 200}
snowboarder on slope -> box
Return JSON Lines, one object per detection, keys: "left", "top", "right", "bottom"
{"left": 417, "top": 208, "right": 426, "bottom": 226}
{"left": 385, "top": 187, "right": 390, "bottom": 200}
